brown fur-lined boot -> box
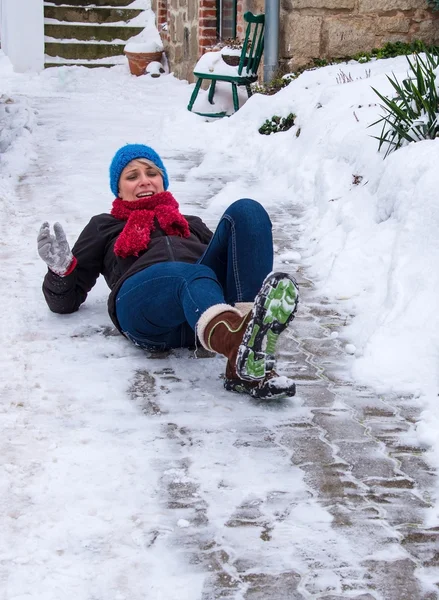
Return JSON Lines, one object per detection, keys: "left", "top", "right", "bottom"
{"left": 197, "top": 272, "right": 300, "bottom": 399}
{"left": 197, "top": 304, "right": 252, "bottom": 376}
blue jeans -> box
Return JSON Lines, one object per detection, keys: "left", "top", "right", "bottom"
{"left": 115, "top": 198, "right": 273, "bottom": 351}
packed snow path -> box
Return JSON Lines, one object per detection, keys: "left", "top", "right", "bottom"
{"left": 1, "top": 66, "right": 438, "bottom": 599}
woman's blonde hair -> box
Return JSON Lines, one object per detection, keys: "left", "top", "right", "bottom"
{"left": 133, "top": 158, "right": 164, "bottom": 177}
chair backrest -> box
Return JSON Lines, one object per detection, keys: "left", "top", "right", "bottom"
{"left": 237, "top": 12, "right": 265, "bottom": 77}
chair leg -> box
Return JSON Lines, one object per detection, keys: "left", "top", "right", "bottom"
{"left": 208, "top": 80, "right": 216, "bottom": 104}
{"left": 188, "top": 78, "right": 203, "bottom": 112}
{"left": 232, "top": 83, "right": 239, "bottom": 113}
{"left": 246, "top": 85, "right": 252, "bottom": 98}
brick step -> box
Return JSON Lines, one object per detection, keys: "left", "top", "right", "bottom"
{"left": 44, "top": 0, "right": 135, "bottom": 7}
{"left": 45, "top": 41, "right": 126, "bottom": 60}
{"left": 45, "top": 23, "right": 143, "bottom": 41}
{"left": 44, "top": 5, "right": 142, "bottom": 24}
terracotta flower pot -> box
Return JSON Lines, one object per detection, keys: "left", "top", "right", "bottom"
{"left": 124, "top": 50, "right": 163, "bottom": 76}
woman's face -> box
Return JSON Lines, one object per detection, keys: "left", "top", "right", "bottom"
{"left": 118, "top": 159, "right": 164, "bottom": 201}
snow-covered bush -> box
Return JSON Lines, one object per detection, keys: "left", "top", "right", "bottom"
{"left": 371, "top": 50, "right": 439, "bottom": 157}
{"left": 258, "top": 113, "right": 296, "bottom": 135}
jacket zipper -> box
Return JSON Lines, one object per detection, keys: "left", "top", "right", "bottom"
{"left": 165, "top": 236, "right": 176, "bottom": 261}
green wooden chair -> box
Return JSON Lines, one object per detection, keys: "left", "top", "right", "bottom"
{"left": 187, "top": 12, "right": 265, "bottom": 118}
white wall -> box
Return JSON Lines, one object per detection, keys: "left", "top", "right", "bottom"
{"left": 1, "top": 0, "right": 44, "bottom": 72}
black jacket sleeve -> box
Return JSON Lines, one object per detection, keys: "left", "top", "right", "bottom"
{"left": 42, "top": 216, "right": 106, "bottom": 314}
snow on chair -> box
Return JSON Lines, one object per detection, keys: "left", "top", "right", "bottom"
{"left": 187, "top": 12, "right": 265, "bottom": 118}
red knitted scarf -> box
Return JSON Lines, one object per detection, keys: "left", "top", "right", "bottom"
{"left": 111, "top": 191, "right": 190, "bottom": 258}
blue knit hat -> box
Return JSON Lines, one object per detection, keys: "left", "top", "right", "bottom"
{"left": 109, "top": 144, "right": 169, "bottom": 196}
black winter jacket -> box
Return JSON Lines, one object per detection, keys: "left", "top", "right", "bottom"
{"left": 42, "top": 212, "right": 213, "bottom": 331}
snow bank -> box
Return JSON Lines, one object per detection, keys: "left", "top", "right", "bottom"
{"left": 190, "top": 55, "right": 439, "bottom": 519}
{"left": 0, "top": 54, "right": 36, "bottom": 194}
{"left": 255, "top": 58, "right": 439, "bottom": 519}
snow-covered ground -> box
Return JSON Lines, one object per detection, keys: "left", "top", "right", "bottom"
{"left": 1, "top": 42, "right": 439, "bottom": 598}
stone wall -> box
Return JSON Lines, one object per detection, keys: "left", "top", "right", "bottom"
{"left": 280, "top": 0, "right": 439, "bottom": 71}
{"left": 152, "top": 0, "right": 198, "bottom": 81}
{"left": 151, "top": 0, "right": 439, "bottom": 82}
{"left": 151, "top": 0, "right": 219, "bottom": 82}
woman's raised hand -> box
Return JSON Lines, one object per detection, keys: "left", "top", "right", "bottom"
{"left": 37, "top": 222, "right": 74, "bottom": 276}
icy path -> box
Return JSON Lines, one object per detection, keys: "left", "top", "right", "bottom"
{"left": 1, "top": 67, "right": 438, "bottom": 599}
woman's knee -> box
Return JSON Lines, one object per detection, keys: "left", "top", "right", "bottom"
{"left": 189, "top": 263, "right": 219, "bottom": 283}
{"left": 225, "top": 198, "right": 271, "bottom": 224}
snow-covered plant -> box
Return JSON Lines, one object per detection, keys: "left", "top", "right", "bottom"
{"left": 253, "top": 74, "right": 295, "bottom": 96}
{"left": 223, "top": 37, "right": 250, "bottom": 51}
{"left": 259, "top": 113, "right": 296, "bottom": 135}
{"left": 336, "top": 69, "right": 371, "bottom": 84}
{"left": 336, "top": 70, "right": 353, "bottom": 84}
{"left": 370, "top": 50, "right": 439, "bottom": 157}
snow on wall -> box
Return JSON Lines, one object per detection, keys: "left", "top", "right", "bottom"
{"left": 0, "top": 0, "right": 44, "bottom": 72}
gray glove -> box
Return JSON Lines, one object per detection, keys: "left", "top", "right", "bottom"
{"left": 37, "top": 222, "right": 74, "bottom": 276}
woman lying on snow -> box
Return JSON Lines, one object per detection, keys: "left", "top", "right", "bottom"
{"left": 37, "top": 144, "right": 299, "bottom": 400}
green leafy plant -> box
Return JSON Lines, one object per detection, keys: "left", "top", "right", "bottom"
{"left": 370, "top": 50, "right": 439, "bottom": 157}
{"left": 354, "top": 40, "right": 428, "bottom": 62}
{"left": 312, "top": 58, "right": 330, "bottom": 68}
{"left": 297, "top": 41, "right": 433, "bottom": 75}
{"left": 253, "top": 75, "right": 295, "bottom": 96}
{"left": 259, "top": 113, "right": 296, "bottom": 135}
